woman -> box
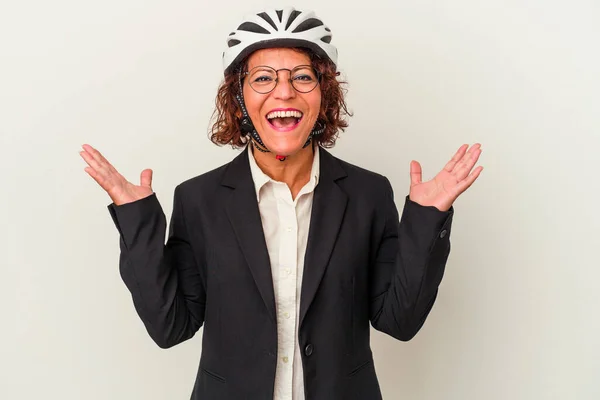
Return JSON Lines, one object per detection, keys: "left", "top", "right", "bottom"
{"left": 80, "top": 7, "right": 482, "bottom": 400}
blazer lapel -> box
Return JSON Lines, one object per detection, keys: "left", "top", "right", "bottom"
{"left": 222, "top": 148, "right": 277, "bottom": 324}
{"left": 299, "top": 148, "right": 348, "bottom": 329}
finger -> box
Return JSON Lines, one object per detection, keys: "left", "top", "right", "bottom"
{"left": 451, "top": 143, "right": 481, "bottom": 172}
{"left": 80, "top": 150, "right": 118, "bottom": 192}
{"left": 83, "top": 166, "right": 110, "bottom": 191}
{"left": 443, "top": 144, "right": 468, "bottom": 172}
{"left": 81, "top": 144, "right": 117, "bottom": 173}
{"left": 82, "top": 156, "right": 111, "bottom": 190}
{"left": 455, "top": 147, "right": 482, "bottom": 181}
{"left": 450, "top": 143, "right": 480, "bottom": 175}
{"left": 79, "top": 150, "right": 103, "bottom": 173}
{"left": 410, "top": 160, "right": 422, "bottom": 186}
{"left": 84, "top": 166, "right": 98, "bottom": 180}
{"left": 140, "top": 169, "right": 153, "bottom": 188}
{"left": 455, "top": 165, "right": 483, "bottom": 194}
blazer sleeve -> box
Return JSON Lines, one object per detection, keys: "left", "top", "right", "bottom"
{"left": 369, "top": 177, "right": 454, "bottom": 341}
{"left": 107, "top": 186, "right": 206, "bottom": 349}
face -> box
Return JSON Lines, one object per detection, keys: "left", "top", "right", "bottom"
{"left": 242, "top": 48, "right": 321, "bottom": 156}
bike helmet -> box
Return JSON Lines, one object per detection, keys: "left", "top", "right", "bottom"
{"left": 223, "top": 7, "right": 338, "bottom": 75}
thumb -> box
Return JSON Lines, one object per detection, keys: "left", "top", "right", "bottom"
{"left": 410, "top": 160, "right": 422, "bottom": 186}
{"left": 140, "top": 169, "right": 153, "bottom": 188}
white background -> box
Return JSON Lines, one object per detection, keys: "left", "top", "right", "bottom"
{"left": 1, "top": 0, "right": 599, "bottom": 399}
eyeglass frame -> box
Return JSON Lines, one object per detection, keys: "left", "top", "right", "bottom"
{"left": 240, "top": 64, "right": 322, "bottom": 94}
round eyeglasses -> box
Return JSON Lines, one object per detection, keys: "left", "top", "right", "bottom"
{"left": 242, "top": 65, "right": 321, "bottom": 94}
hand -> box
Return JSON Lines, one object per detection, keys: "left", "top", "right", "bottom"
{"left": 80, "top": 144, "right": 154, "bottom": 206}
{"left": 409, "top": 143, "right": 483, "bottom": 212}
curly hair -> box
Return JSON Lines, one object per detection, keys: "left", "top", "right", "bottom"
{"left": 209, "top": 48, "right": 352, "bottom": 149}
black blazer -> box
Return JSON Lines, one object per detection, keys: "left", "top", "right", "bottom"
{"left": 107, "top": 147, "right": 454, "bottom": 400}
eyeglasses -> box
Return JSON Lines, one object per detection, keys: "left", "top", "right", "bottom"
{"left": 242, "top": 65, "right": 321, "bottom": 94}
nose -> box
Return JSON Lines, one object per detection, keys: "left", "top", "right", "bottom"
{"left": 272, "top": 73, "right": 296, "bottom": 100}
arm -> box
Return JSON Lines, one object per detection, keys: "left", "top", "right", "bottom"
{"left": 369, "top": 177, "right": 453, "bottom": 341}
{"left": 107, "top": 186, "right": 206, "bottom": 348}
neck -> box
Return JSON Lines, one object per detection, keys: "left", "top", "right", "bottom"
{"left": 252, "top": 142, "right": 315, "bottom": 200}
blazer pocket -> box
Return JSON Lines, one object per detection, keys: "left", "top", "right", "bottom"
{"left": 201, "top": 367, "right": 226, "bottom": 383}
{"left": 347, "top": 359, "right": 374, "bottom": 377}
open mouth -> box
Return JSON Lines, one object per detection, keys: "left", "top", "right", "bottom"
{"left": 266, "top": 109, "right": 303, "bottom": 132}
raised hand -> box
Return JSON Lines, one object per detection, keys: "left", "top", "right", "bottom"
{"left": 408, "top": 143, "right": 483, "bottom": 212}
{"left": 80, "top": 144, "right": 154, "bottom": 206}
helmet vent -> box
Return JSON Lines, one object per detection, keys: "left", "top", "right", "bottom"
{"left": 257, "top": 12, "right": 278, "bottom": 31}
{"left": 292, "top": 18, "right": 324, "bottom": 33}
{"left": 320, "top": 35, "right": 332, "bottom": 44}
{"left": 276, "top": 10, "right": 283, "bottom": 23}
{"left": 285, "top": 10, "right": 302, "bottom": 30}
{"left": 227, "top": 39, "right": 241, "bottom": 48}
{"left": 237, "top": 22, "right": 270, "bottom": 34}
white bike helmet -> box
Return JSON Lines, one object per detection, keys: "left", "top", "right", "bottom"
{"left": 222, "top": 7, "right": 338, "bottom": 75}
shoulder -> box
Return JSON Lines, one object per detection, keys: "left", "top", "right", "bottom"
{"left": 176, "top": 164, "right": 229, "bottom": 193}
{"left": 326, "top": 150, "right": 393, "bottom": 196}
{"left": 172, "top": 152, "right": 243, "bottom": 201}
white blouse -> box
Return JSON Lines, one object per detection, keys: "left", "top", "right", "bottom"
{"left": 247, "top": 144, "right": 320, "bottom": 400}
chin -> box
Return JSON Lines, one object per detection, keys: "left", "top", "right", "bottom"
{"left": 260, "top": 129, "right": 312, "bottom": 156}
{"left": 263, "top": 141, "right": 307, "bottom": 156}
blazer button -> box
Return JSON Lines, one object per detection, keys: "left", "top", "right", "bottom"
{"left": 440, "top": 229, "right": 447, "bottom": 238}
{"left": 304, "top": 344, "right": 313, "bottom": 356}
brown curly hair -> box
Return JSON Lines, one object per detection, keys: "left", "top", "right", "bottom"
{"left": 209, "top": 48, "right": 352, "bottom": 149}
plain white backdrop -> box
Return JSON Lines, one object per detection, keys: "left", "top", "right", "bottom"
{"left": 1, "top": 0, "right": 599, "bottom": 399}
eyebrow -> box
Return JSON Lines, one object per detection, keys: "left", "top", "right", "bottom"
{"left": 247, "top": 64, "right": 312, "bottom": 70}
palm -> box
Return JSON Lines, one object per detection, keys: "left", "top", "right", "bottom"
{"left": 80, "top": 144, "right": 154, "bottom": 206}
{"left": 116, "top": 180, "right": 154, "bottom": 204}
{"left": 409, "top": 143, "right": 483, "bottom": 212}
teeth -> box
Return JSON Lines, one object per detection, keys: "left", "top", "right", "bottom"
{"left": 266, "top": 110, "right": 303, "bottom": 119}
